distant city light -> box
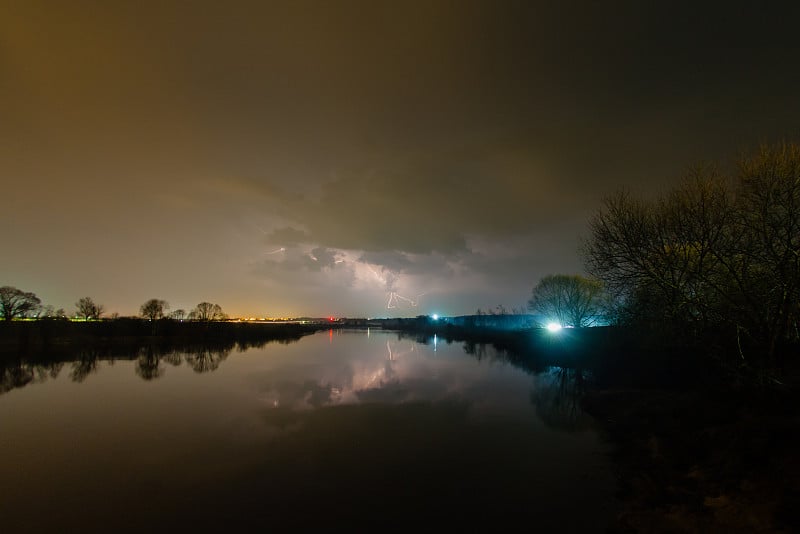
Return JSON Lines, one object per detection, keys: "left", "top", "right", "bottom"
{"left": 546, "top": 322, "right": 562, "bottom": 333}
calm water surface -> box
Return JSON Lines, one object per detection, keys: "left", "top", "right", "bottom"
{"left": 0, "top": 330, "right": 615, "bottom": 532}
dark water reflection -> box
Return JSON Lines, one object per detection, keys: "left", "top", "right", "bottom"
{"left": 0, "top": 330, "right": 615, "bottom": 532}
{"left": 0, "top": 336, "right": 290, "bottom": 393}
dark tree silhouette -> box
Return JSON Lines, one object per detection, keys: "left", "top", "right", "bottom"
{"left": 75, "top": 297, "right": 104, "bottom": 320}
{"left": 583, "top": 171, "right": 735, "bottom": 327}
{"left": 583, "top": 141, "right": 800, "bottom": 367}
{"left": 527, "top": 274, "right": 604, "bottom": 327}
{"left": 737, "top": 143, "right": 800, "bottom": 361}
{"left": 189, "top": 302, "right": 226, "bottom": 321}
{"left": 0, "top": 286, "right": 41, "bottom": 321}
{"left": 140, "top": 299, "right": 169, "bottom": 321}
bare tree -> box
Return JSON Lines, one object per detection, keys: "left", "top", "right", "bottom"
{"left": 583, "top": 141, "right": 800, "bottom": 366}
{"left": 527, "top": 275, "right": 604, "bottom": 327}
{"left": 169, "top": 309, "right": 187, "bottom": 320}
{"left": 0, "top": 286, "right": 41, "bottom": 321}
{"left": 736, "top": 142, "right": 800, "bottom": 359}
{"left": 75, "top": 297, "right": 104, "bottom": 320}
{"left": 140, "top": 299, "right": 169, "bottom": 321}
{"left": 583, "top": 170, "right": 737, "bottom": 327}
{"left": 189, "top": 302, "right": 226, "bottom": 321}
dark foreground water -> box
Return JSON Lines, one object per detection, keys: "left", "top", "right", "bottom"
{"left": 0, "top": 330, "right": 615, "bottom": 532}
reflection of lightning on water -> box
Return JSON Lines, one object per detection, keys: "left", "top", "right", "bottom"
{"left": 386, "top": 340, "right": 415, "bottom": 361}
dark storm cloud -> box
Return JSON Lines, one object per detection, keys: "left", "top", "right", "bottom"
{"left": 3, "top": 1, "right": 800, "bottom": 316}
{"left": 306, "top": 247, "right": 340, "bottom": 270}
{"left": 359, "top": 250, "right": 454, "bottom": 280}
{"left": 254, "top": 247, "right": 354, "bottom": 284}
{"left": 234, "top": 0, "right": 800, "bottom": 260}
{"left": 358, "top": 251, "right": 414, "bottom": 273}
{"left": 257, "top": 154, "right": 563, "bottom": 255}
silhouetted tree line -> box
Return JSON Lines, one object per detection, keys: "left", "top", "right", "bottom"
{"left": 583, "top": 142, "right": 800, "bottom": 376}
{"left": 0, "top": 318, "right": 323, "bottom": 357}
{"left": 0, "top": 288, "right": 232, "bottom": 325}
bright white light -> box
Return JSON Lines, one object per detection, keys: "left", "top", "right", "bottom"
{"left": 546, "top": 322, "right": 562, "bottom": 333}
{"left": 432, "top": 314, "right": 439, "bottom": 320}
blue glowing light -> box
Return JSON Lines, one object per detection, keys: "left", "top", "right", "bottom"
{"left": 546, "top": 322, "right": 562, "bottom": 333}
{"left": 431, "top": 314, "right": 439, "bottom": 321}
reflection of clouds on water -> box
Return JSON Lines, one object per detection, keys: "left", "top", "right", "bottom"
{"left": 258, "top": 339, "right": 430, "bottom": 411}
{"left": 254, "top": 335, "right": 531, "bottom": 418}
{"left": 260, "top": 380, "right": 338, "bottom": 411}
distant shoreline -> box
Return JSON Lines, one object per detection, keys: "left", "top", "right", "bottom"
{"left": 0, "top": 319, "right": 326, "bottom": 355}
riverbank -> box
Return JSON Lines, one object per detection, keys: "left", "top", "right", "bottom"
{"left": 392, "top": 321, "right": 800, "bottom": 532}
{"left": 0, "top": 319, "right": 325, "bottom": 356}
{"left": 582, "top": 387, "right": 800, "bottom": 533}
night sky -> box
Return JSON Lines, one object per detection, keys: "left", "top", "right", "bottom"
{"left": 3, "top": 1, "right": 800, "bottom": 318}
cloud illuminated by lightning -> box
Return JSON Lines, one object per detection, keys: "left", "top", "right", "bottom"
{"left": 365, "top": 264, "right": 432, "bottom": 309}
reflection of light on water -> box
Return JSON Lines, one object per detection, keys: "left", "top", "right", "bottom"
{"left": 364, "top": 370, "right": 384, "bottom": 388}
{"left": 261, "top": 333, "right": 496, "bottom": 412}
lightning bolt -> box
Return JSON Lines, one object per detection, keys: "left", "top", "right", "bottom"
{"left": 386, "top": 291, "right": 429, "bottom": 309}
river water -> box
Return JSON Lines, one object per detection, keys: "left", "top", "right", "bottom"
{"left": 0, "top": 329, "right": 616, "bottom": 532}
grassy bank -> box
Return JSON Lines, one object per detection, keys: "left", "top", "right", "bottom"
{"left": 582, "top": 387, "right": 800, "bottom": 533}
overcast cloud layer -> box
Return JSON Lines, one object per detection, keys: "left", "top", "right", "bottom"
{"left": 3, "top": 1, "right": 800, "bottom": 317}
